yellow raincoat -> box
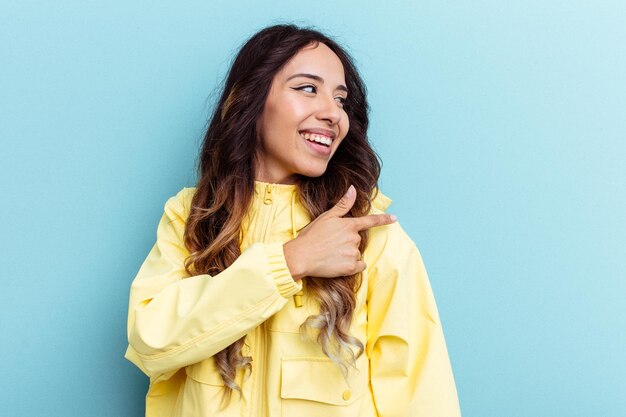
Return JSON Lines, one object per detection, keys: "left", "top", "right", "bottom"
{"left": 125, "top": 182, "right": 461, "bottom": 417}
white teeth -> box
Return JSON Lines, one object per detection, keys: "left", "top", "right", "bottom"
{"left": 300, "top": 132, "right": 332, "bottom": 146}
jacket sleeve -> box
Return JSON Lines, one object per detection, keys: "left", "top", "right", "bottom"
{"left": 124, "top": 188, "right": 302, "bottom": 380}
{"left": 365, "top": 222, "right": 461, "bottom": 417}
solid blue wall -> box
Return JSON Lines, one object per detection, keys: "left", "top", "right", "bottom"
{"left": 1, "top": 1, "right": 624, "bottom": 416}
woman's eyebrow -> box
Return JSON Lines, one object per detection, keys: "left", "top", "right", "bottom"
{"left": 286, "top": 73, "right": 348, "bottom": 93}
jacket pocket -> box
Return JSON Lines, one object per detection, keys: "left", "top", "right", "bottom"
{"left": 280, "top": 356, "right": 369, "bottom": 417}
{"left": 180, "top": 358, "right": 242, "bottom": 417}
{"left": 185, "top": 357, "right": 225, "bottom": 386}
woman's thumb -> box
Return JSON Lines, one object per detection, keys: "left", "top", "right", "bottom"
{"left": 327, "top": 185, "right": 356, "bottom": 217}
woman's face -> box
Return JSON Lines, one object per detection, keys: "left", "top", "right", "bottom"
{"left": 255, "top": 42, "right": 350, "bottom": 184}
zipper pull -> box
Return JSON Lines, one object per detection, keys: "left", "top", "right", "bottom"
{"left": 294, "top": 290, "right": 304, "bottom": 308}
{"left": 264, "top": 184, "right": 273, "bottom": 205}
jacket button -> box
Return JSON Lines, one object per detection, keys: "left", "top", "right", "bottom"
{"left": 342, "top": 390, "right": 351, "bottom": 401}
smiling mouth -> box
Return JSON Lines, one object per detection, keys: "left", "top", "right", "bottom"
{"left": 300, "top": 132, "right": 332, "bottom": 147}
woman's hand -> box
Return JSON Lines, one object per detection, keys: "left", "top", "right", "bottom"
{"left": 282, "top": 185, "right": 397, "bottom": 280}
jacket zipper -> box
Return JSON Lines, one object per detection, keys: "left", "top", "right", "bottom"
{"left": 259, "top": 320, "right": 268, "bottom": 417}
{"left": 263, "top": 183, "right": 273, "bottom": 205}
{"left": 252, "top": 183, "right": 275, "bottom": 417}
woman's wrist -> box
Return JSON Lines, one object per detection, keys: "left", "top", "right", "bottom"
{"left": 282, "top": 241, "right": 306, "bottom": 281}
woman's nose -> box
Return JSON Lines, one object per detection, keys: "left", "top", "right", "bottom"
{"left": 316, "top": 93, "right": 342, "bottom": 125}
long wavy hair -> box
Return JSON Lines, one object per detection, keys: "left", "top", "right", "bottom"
{"left": 183, "top": 24, "right": 381, "bottom": 400}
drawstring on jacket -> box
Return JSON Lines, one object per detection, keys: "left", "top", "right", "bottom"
{"left": 290, "top": 190, "right": 304, "bottom": 308}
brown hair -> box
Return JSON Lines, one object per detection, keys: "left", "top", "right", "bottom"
{"left": 183, "top": 24, "right": 381, "bottom": 400}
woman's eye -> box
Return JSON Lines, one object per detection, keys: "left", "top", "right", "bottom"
{"left": 335, "top": 96, "right": 347, "bottom": 106}
{"left": 294, "top": 85, "right": 317, "bottom": 94}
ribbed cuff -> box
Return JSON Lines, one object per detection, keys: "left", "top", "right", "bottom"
{"left": 264, "top": 242, "right": 302, "bottom": 298}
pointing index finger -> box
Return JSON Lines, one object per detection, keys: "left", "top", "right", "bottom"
{"left": 352, "top": 213, "right": 397, "bottom": 231}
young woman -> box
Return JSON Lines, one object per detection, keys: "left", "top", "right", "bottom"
{"left": 125, "top": 24, "right": 461, "bottom": 417}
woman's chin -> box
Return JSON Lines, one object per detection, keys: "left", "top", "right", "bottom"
{"left": 296, "top": 165, "right": 330, "bottom": 179}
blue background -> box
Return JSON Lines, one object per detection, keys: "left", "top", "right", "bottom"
{"left": 1, "top": 1, "right": 624, "bottom": 416}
